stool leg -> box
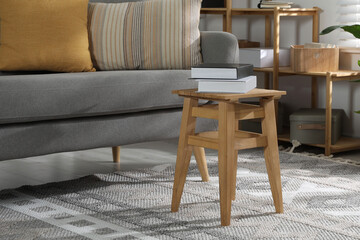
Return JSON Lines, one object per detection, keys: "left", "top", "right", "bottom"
{"left": 218, "top": 102, "right": 236, "bottom": 226}
{"left": 231, "top": 120, "right": 239, "bottom": 200}
{"left": 171, "top": 98, "right": 198, "bottom": 212}
{"left": 231, "top": 150, "right": 238, "bottom": 201}
{"left": 260, "top": 98, "right": 284, "bottom": 214}
{"left": 193, "top": 147, "right": 210, "bottom": 182}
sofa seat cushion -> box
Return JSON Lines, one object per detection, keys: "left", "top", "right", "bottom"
{"left": 0, "top": 70, "right": 197, "bottom": 124}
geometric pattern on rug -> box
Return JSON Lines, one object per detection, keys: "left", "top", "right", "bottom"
{"left": 0, "top": 149, "right": 359, "bottom": 239}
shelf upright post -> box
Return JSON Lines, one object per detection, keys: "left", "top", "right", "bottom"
{"left": 325, "top": 72, "right": 333, "bottom": 156}
{"left": 311, "top": 7, "right": 320, "bottom": 108}
{"left": 222, "top": 15, "right": 226, "bottom": 32}
{"left": 273, "top": 7, "right": 281, "bottom": 118}
{"left": 273, "top": 7, "right": 280, "bottom": 91}
{"left": 224, "top": 0, "right": 232, "bottom": 32}
{"left": 264, "top": 15, "right": 272, "bottom": 89}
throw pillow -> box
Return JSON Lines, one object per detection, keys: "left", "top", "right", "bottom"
{"left": 88, "top": 0, "right": 202, "bottom": 70}
{"left": 0, "top": 0, "right": 95, "bottom": 72}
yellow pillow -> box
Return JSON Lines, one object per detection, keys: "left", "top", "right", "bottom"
{"left": 0, "top": 0, "right": 95, "bottom": 72}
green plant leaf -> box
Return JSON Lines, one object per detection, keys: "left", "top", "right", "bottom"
{"left": 320, "top": 25, "right": 345, "bottom": 35}
{"left": 341, "top": 25, "right": 360, "bottom": 39}
{"left": 358, "top": 60, "right": 360, "bottom": 67}
{"left": 355, "top": 110, "right": 360, "bottom": 114}
{"left": 320, "top": 24, "right": 360, "bottom": 38}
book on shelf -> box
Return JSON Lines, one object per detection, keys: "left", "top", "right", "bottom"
{"left": 191, "top": 63, "right": 253, "bottom": 80}
{"left": 258, "top": 0, "right": 293, "bottom": 9}
{"left": 196, "top": 75, "right": 257, "bottom": 93}
{"left": 261, "top": 0, "right": 293, "bottom": 5}
{"left": 259, "top": 4, "right": 291, "bottom": 9}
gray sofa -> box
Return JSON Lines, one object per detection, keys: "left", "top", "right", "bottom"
{"left": 0, "top": 31, "right": 239, "bottom": 161}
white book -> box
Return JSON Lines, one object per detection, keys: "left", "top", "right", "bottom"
{"left": 192, "top": 68, "right": 236, "bottom": 79}
{"left": 197, "top": 76, "right": 257, "bottom": 93}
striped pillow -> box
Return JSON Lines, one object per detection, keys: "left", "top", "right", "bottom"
{"left": 88, "top": 0, "right": 202, "bottom": 70}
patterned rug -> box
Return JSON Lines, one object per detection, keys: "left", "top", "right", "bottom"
{"left": 0, "top": 149, "right": 360, "bottom": 240}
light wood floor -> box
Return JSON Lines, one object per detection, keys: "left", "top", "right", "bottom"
{"left": 0, "top": 139, "right": 359, "bottom": 191}
{"left": 0, "top": 139, "right": 179, "bottom": 191}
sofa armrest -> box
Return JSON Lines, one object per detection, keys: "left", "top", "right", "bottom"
{"left": 200, "top": 31, "right": 239, "bottom": 64}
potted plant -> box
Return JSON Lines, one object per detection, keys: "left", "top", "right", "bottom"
{"left": 320, "top": 25, "right": 360, "bottom": 114}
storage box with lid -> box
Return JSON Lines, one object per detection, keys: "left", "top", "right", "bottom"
{"left": 290, "top": 45, "right": 339, "bottom": 72}
{"left": 290, "top": 108, "right": 344, "bottom": 145}
{"left": 239, "top": 48, "right": 290, "bottom": 68}
{"left": 339, "top": 47, "right": 360, "bottom": 70}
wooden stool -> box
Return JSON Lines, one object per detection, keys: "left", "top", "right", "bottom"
{"left": 171, "top": 88, "right": 286, "bottom": 226}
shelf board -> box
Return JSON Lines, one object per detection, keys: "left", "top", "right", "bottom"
{"left": 278, "top": 132, "right": 360, "bottom": 153}
{"left": 231, "top": 8, "right": 319, "bottom": 16}
{"left": 200, "top": 8, "right": 227, "bottom": 15}
{"left": 254, "top": 67, "right": 360, "bottom": 78}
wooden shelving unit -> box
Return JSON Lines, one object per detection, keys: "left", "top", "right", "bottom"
{"left": 232, "top": 7, "right": 320, "bottom": 92}
{"left": 200, "top": 8, "right": 227, "bottom": 14}
{"left": 260, "top": 67, "right": 360, "bottom": 155}
{"left": 278, "top": 131, "right": 360, "bottom": 154}
{"left": 202, "top": 2, "right": 320, "bottom": 92}
{"left": 201, "top": 1, "right": 360, "bottom": 156}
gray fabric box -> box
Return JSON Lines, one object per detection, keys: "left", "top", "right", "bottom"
{"left": 290, "top": 108, "right": 344, "bottom": 145}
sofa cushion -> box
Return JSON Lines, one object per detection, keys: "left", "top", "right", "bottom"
{"left": 0, "top": 0, "right": 95, "bottom": 73}
{"left": 0, "top": 70, "right": 197, "bottom": 124}
{"left": 88, "top": 0, "right": 202, "bottom": 70}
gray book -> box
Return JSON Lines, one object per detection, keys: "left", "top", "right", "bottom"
{"left": 191, "top": 63, "right": 253, "bottom": 80}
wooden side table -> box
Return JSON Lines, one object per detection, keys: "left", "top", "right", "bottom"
{"left": 171, "top": 88, "right": 286, "bottom": 226}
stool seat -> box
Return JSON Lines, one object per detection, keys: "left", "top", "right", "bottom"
{"left": 171, "top": 88, "right": 286, "bottom": 226}
{"left": 173, "top": 88, "right": 285, "bottom": 101}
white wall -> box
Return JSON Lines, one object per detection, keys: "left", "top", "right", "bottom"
{"left": 199, "top": 0, "right": 360, "bottom": 138}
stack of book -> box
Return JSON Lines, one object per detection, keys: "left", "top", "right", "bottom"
{"left": 191, "top": 63, "right": 257, "bottom": 93}
{"left": 258, "top": 0, "right": 293, "bottom": 9}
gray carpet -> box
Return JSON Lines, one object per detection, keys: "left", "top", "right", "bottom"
{"left": 0, "top": 149, "right": 360, "bottom": 240}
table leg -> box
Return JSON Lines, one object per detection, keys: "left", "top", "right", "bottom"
{"left": 218, "top": 102, "right": 236, "bottom": 226}
{"left": 260, "top": 97, "right": 283, "bottom": 214}
{"left": 171, "top": 97, "right": 198, "bottom": 212}
{"left": 325, "top": 74, "right": 333, "bottom": 156}
{"left": 112, "top": 146, "right": 120, "bottom": 163}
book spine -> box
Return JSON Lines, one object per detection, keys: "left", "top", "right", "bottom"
{"left": 236, "top": 67, "right": 254, "bottom": 79}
